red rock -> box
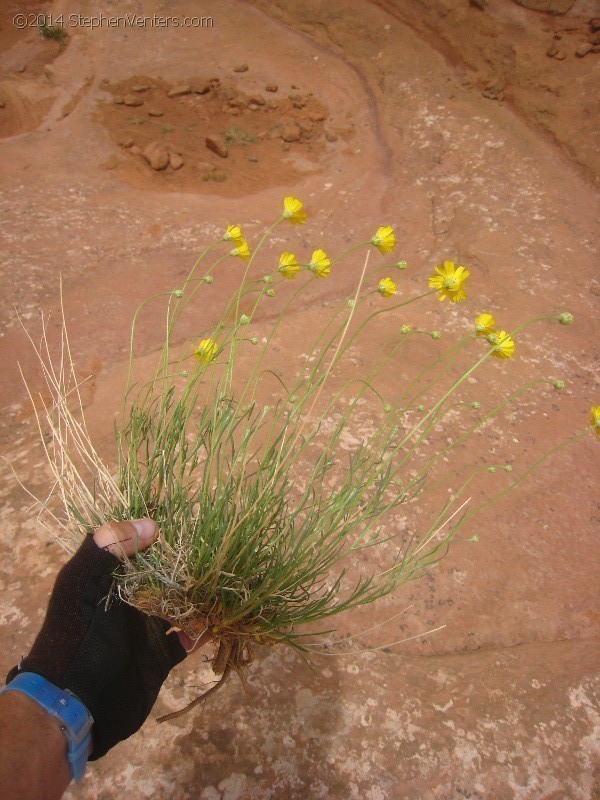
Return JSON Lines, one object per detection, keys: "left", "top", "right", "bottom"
{"left": 197, "top": 160, "right": 215, "bottom": 173}
{"left": 289, "top": 94, "right": 307, "bottom": 109}
{"left": 191, "top": 80, "right": 211, "bottom": 95}
{"left": 123, "top": 94, "right": 143, "bottom": 107}
{"left": 167, "top": 85, "right": 191, "bottom": 98}
{"left": 281, "top": 124, "right": 302, "bottom": 142}
{"left": 205, "top": 136, "right": 228, "bottom": 158}
{"left": 575, "top": 42, "right": 593, "bottom": 57}
{"left": 142, "top": 141, "right": 170, "bottom": 170}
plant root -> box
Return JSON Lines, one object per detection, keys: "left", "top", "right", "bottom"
{"left": 156, "top": 638, "right": 250, "bottom": 723}
{"left": 156, "top": 661, "right": 233, "bottom": 723}
{"left": 212, "top": 638, "right": 233, "bottom": 675}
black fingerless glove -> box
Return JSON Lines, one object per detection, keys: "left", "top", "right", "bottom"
{"left": 6, "top": 534, "right": 186, "bottom": 759}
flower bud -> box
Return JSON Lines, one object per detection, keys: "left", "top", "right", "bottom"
{"left": 400, "top": 324, "right": 412, "bottom": 335}
{"left": 431, "top": 331, "right": 441, "bottom": 340}
{"left": 553, "top": 379, "right": 564, "bottom": 390}
{"left": 558, "top": 312, "right": 573, "bottom": 325}
{"left": 396, "top": 260, "right": 408, "bottom": 270}
{"left": 239, "top": 314, "right": 251, "bottom": 325}
{"left": 471, "top": 401, "right": 480, "bottom": 409}
{"left": 172, "top": 289, "right": 184, "bottom": 298}
{"left": 263, "top": 275, "right": 273, "bottom": 284}
{"left": 250, "top": 337, "right": 259, "bottom": 345}
{"left": 265, "top": 288, "right": 275, "bottom": 297}
{"left": 504, "top": 465, "right": 513, "bottom": 473}
{"left": 203, "top": 275, "right": 214, "bottom": 284}
{"left": 487, "top": 466, "right": 497, "bottom": 473}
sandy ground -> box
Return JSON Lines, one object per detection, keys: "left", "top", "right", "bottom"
{"left": 0, "top": 1, "right": 599, "bottom": 798}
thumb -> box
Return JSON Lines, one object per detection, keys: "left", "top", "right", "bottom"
{"left": 93, "top": 518, "right": 158, "bottom": 559}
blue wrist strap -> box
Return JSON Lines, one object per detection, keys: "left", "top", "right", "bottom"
{"left": 0, "top": 672, "right": 93, "bottom": 783}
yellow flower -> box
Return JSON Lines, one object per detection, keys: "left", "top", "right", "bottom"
{"left": 222, "top": 224, "right": 243, "bottom": 244}
{"left": 429, "top": 260, "right": 470, "bottom": 303}
{"left": 230, "top": 240, "right": 251, "bottom": 260}
{"left": 590, "top": 406, "right": 600, "bottom": 438}
{"left": 278, "top": 251, "right": 300, "bottom": 280}
{"left": 378, "top": 277, "right": 396, "bottom": 297}
{"left": 193, "top": 338, "right": 218, "bottom": 365}
{"left": 488, "top": 330, "right": 515, "bottom": 359}
{"left": 282, "top": 196, "right": 306, "bottom": 225}
{"left": 475, "top": 312, "right": 495, "bottom": 337}
{"left": 371, "top": 226, "right": 395, "bottom": 254}
{"left": 309, "top": 248, "right": 331, "bottom": 278}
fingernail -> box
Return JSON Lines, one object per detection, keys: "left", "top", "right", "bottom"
{"left": 131, "top": 518, "right": 156, "bottom": 542}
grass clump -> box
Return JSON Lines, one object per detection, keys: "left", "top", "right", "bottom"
{"left": 223, "top": 124, "right": 256, "bottom": 146}
{"left": 38, "top": 22, "right": 68, "bottom": 45}
{"left": 19, "top": 197, "right": 590, "bottom": 720}
{"left": 201, "top": 172, "right": 226, "bottom": 182}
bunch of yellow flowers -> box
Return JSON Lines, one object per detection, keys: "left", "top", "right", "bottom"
{"left": 21, "top": 194, "right": 597, "bottom": 722}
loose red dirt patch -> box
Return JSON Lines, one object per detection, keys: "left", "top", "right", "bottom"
{"left": 97, "top": 74, "right": 341, "bottom": 195}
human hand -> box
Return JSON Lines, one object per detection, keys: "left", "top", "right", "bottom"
{"left": 92, "top": 520, "right": 209, "bottom": 655}
{"left": 6, "top": 519, "right": 208, "bottom": 759}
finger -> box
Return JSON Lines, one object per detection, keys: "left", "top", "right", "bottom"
{"left": 93, "top": 519, "right": 158, "bottom": 559}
